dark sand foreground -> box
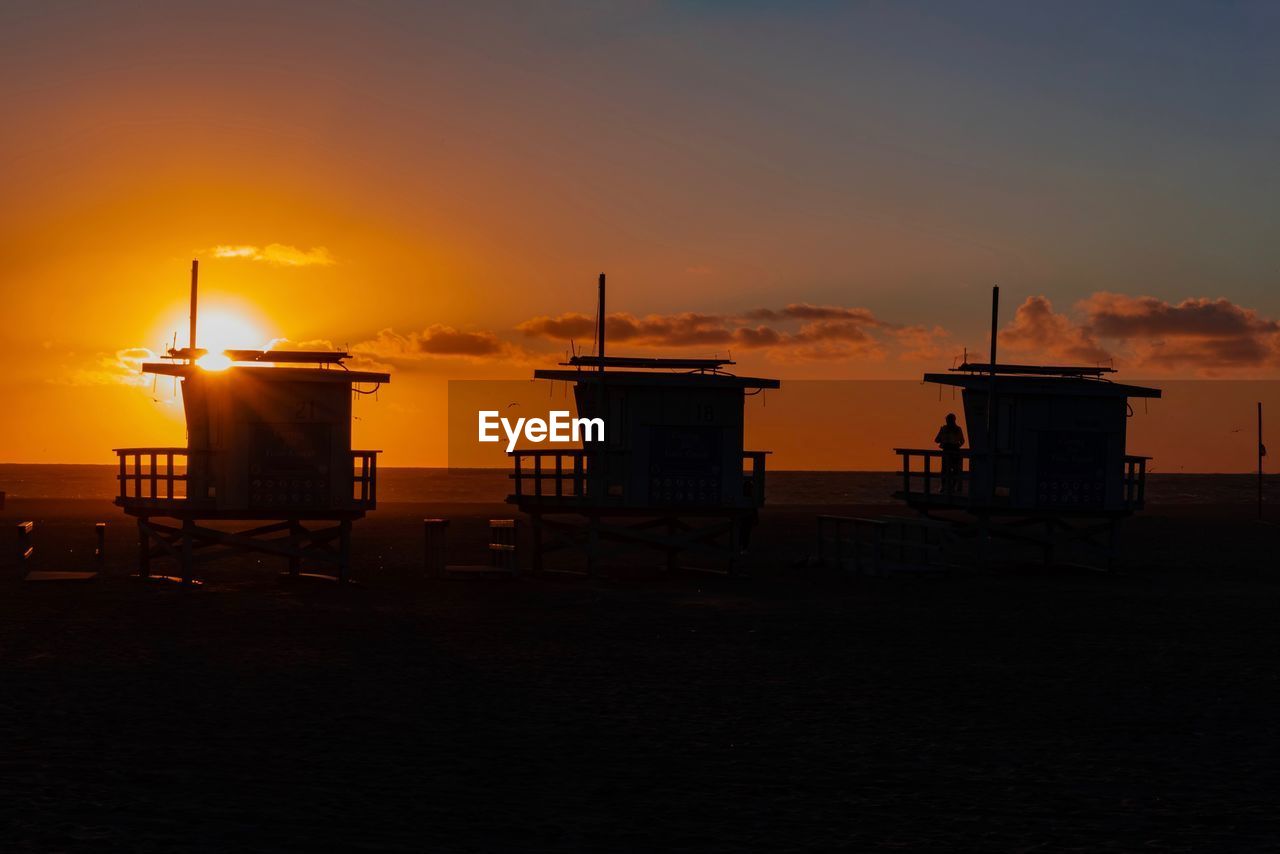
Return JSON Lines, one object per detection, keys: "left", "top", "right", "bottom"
{"left": 3, "top": 499, "right": 1280, "bottom": 851}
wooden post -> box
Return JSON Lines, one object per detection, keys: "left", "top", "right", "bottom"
{"left": 1106, "top": 518, "right": 1117, "bottom": 572}
{"left": 95, "top": 522, "right": 106, "bottom": 567}
{"left": 16, "top": 521, "right": 34, "bottom": 564}
{"left": 666, "top": 518, "right": 678, "bottom": 572}
{"left": 531, "top": 514, "right": 544, "bottom": 573}
{"left": 338, "top": 519, "right": 352, "bottom": 583}
{"left": 288, "top": 521, "right": 302, "bottom": 576}
{"left": 424, "top": 518, "right": 448, "bottom": 577}
{"left": 489, "top": 519, "right": 518, "bottom": 573}
{"left": 586, "top": 514, "right": 599, "bottom": 576}
{"left": 137, "top": 519, "right": 151, "bottom": 578}
{"left": 181, "top": 519, "right": 195, "bottom": 585}
{"left": 727, "top": 517, "right": 740, "bottom": 576}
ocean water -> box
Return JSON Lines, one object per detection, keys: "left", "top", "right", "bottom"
{"left": 0, "top": 464, "right": 1272, "bottom": 505}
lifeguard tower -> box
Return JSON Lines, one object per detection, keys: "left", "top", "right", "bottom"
{"left": 114, "top": 261, "right": 389, "bottom": 584}
{"left": 892, "top": 287, "right": 1160, "bottom": 568}
{"left": 508, "top": 275, "right": 779, "bottom": 574}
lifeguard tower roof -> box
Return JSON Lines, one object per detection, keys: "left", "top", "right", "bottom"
{"left": 143, "top": 348, "right": 390, "bottom": 385}
{"left": 535, "top": 354, "right": 779, "bottom": 390}
{"left": 924, "top": 362, "right": 1160, "bottom": 400}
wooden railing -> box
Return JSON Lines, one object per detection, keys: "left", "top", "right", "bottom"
{"left": 510, "top": 449, "right": 589, "bottom": 501}
{"left": 115, "top": 448, "right": 193, "bottom": 502}
{"left": 352, "top": 450, "right": 379, "bottom": 508}
{"left": 115, "top": 448, "right": 381, "bottom": 509}
{"left": 893, "top": 447, "right": 975, "bottom": 503}
{"left": 895, "top": 448, "right": 1152, "bottom": 511}
{"left": 742, "top": 451, "right": 768, "bottom": 505}
{"left": 1123, "top": 454, "right": 1149, "bottom": 509}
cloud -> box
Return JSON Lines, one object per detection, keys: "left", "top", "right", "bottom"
{"left": 210, "top": 246, "right": 258, "bottom": 259}
{"left": 1076, "top": 293, "right": 1280, "bottom": 371}
{"left": 999, "top": 296, "right": 1113, "bottom": 364}
{"left": 517, "top": 304, "right": 903, "bottom": 361}
{"left": 351, "top": 325, "right": 510, "bottom": 366}
{"left": 744, "top": 304, "right": 889, "bottom": 325}
{"left": 207, "top": 244, "right": 336, "bottom": 266}
{"left": 506, "top": 294, "right": 1280, "bottom": 371}
{"left": 1080, "top": 293, "right": 1280, "bottom": 339}
{"left": 59, "top": 348, "right": 157, "bottom": 387}
{"left": 516, "top": 312, "right": 596, "bottom": 341}
{"left": 893, "top": 325, "right": 952, "bottom": 362}
{"left": 994, "top": 293, "right": 1280, "bottom": 373}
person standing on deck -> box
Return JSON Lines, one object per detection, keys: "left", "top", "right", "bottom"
{"left": 935, "top": 413, "right": 965, "bottom": 495}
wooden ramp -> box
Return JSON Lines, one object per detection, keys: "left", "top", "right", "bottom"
{"left": 424, "top": 519, "right": 521, "bottom": 579}
{"left": 16, "top": 521, "right": 103, "bottom": 582}
{"left": 25, "top": 571, "right": 98, "bottom": 583}
{"left": 817, "top": 515, "right": 954, "bottom": 576}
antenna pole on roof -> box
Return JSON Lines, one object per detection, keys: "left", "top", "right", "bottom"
{"left": 597, "top": 272, "right": 606, "bottom": 373}
{"left": 189, "top": 259, "right": 199, "bottom": 364}
{"left": 988, "top": 284, "right": 999, "bottom": 372}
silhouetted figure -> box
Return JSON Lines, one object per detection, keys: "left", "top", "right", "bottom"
{"left": 935, "top": 413, "right": 965, "bottom": 495}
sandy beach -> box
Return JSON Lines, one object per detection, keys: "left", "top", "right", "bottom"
{"left": 2, "top": 497, "right": 1278, "bottom": 851}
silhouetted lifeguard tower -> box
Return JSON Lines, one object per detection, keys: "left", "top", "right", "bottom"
{"left": 893, "top": 286, "right": 1160, "bottom": 567}
{"left": 508, "top": 275, "right": 779, "bottom": 574}
{"left": 114, "top": 261, "right": 389, "bottom": 584}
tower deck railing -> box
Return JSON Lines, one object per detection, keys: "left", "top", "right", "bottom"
{"left": 1122, "top": 454, "right": 1149, "bottom": 509}
{"left": 115, "top": 448, "right": 195, "bottom": 503}
{"left": 509, "top": 449, "right": 589, "bottom": 503}
{"left": 893, "top": 448, "right": 1151, "bottom": 511}
{"left": 509, "top": 449, "right": 769, "bottom": 507}
{"left": 114, "top": 448, "right": 380, "bottom": 511}
{"left": 742, "top": 451, "right": 768, "bottom": 505}
{"left": 892, "top": 448, "right": 978, "bottom": 506}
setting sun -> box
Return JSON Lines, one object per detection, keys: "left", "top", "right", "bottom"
{"left": 151, "top": 303, "right": 273, "bottom": 360}
{"left": 195, "top": 352, "right": 233, "bottom": 371}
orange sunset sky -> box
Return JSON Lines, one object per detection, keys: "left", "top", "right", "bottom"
{"left": 3, "top": 2, "right": 1280, "bottom": 470}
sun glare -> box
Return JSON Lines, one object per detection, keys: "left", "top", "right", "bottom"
{"left": 193, "top": 308, "right": 269, "bottom": 352}
{"left": 152, "top": 303, "right": 274, "bottom": 372}
{"left": 196, "top": 352, "right": 233, "bottom": 371}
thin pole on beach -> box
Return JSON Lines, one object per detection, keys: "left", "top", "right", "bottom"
{"left": 1258, "top": 401, "right": 1265, "bottom": 521}
{"left": 986, "top": 285, "right": 999, "bottom": 503}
